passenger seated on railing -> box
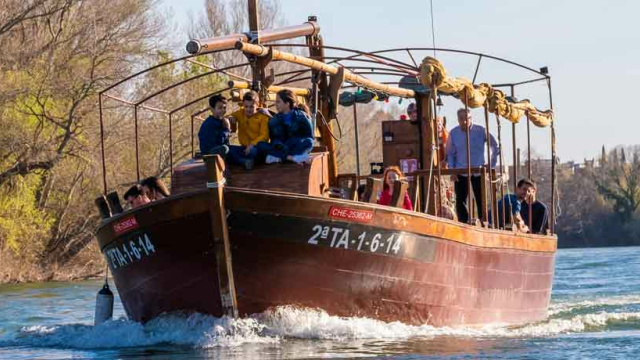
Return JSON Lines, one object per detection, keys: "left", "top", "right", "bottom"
{"left": 124, "top": 185, "right": 150, "bottom": 209}
{"left": 495, "top": 179, "right": 531, "bottom": 232}
{"left": 140, "top": 176, "right": 169, "bottom": 201}
{"left": 440, "top": 185, "right": 457, "bottom": 221}
{"left": 227, "top": 91, "right": 270, "bottom": 170}
{"left": 259, "top": 89, "right": 314, "bottom": 165}
{"left": 357, "top": 184, "right": 366, "bottom": 201}
{"left": 377, "top": 166, "right": 413, "bottom": 211}
{"left": 520, "top": 179, "right": 549, "bottom": 234}
{"left": 198, "top": 94, "right": 230, "bottom": 157}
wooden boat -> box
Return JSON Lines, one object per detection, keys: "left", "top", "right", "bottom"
{"left": 94, "top": 1, "right": 558, "bottom": 327}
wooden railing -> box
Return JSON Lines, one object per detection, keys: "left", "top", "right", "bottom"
{"left": 333, "top": 166, "right": 510, "bottom": 230}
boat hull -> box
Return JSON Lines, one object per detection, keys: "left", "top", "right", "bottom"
{"left": 96, "top": 189, "right": 556, "bottom": 326}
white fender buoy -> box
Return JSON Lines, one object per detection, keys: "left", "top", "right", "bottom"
{"left": 94, "top": 282, "right": 114, "bottom": 326}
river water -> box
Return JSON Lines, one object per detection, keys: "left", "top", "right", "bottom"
{"left": 1, "top": 247, "right": 640, "bottom": 359}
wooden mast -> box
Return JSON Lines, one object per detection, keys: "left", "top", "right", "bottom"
{"left": 307, "top": 24, "right": 339, "bottom": 187}
{"left": 417, "top": 92, "right": 437, "bottom": 215}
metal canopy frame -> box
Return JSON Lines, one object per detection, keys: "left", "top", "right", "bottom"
{"left": 98, "top": 32, "right": 557, "bottom": 233}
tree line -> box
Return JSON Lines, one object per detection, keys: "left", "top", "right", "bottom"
{"left": 0, "top": 0, "right": 287, "bottom": 283}
{"left": 556, "top": 146, "right": 640, "bottom": 247}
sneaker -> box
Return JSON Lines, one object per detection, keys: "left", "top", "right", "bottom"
{"left": 265, "top": 155, "right": 282, "bottom": 164}
{"left": 244, "top": 159, "right": 254, "bottom": 170}
{"left": 289, "top": 153, "right": 310, "bottom": 164}
{"left": 210, "top": 145, "right": 229, "bottom": 158}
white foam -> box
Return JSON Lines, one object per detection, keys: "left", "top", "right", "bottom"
{"left": 505, "top": 312, "right": 640, "bottom": 337}
{"left": 548, "top": 295, "right": 640, "bottom": 316}
{"left": 6, "top": 306, "right": 640, "bottom": 349}
{"left": 10, "top": 313, "right": 279, "bottom": 349}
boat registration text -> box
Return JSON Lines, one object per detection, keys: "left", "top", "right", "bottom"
{"left": 104, "top": 233, "right": 156, "bottom": 270}
{"left": 308, "top": 225, "right": 402, "bottom": 255}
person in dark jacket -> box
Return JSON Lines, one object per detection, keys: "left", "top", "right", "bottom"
{"left": 258, "top": 89, "right": 314, "bottom": 164}
{"left": 198, "top": 94, "right": 230, "bottom": 157}
{"left": 520, "top": 179, "right": 549, "bottom": 235}
{"left": 140, "top": 176, "right": 170, "bottom": 201}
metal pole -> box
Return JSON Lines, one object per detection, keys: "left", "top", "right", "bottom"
{"left": 464, "top": 89, "right": 473, "bottom": 224}
{"left": 353, "top": 102, "right": 361, "bottom": 179}
{"left": 496, "top": 112, "right": 506, "bottom": 228}
{"left": 548, "top": 77, "right": 556, "bottom": 234}
{"left": 98, "top": 94, "right": 108, "bottom": 194}
{"left": 310, "top": 72, "right": 319, "bottom": 132}
{"left": 483, "top": 103, "right": 495, "bottom": 228}
{"left": 134, "top": 105, "right": 140, "bottom": 182}
{"left": 510, "top": 86, "right": 517, "bottom": 193}
{"left": 169, "top": 113, "right": 174, "bottom": 179}
{"left": 191, "top": 114, "right": 195, "bottom": 158}
{"left": 432, "top": 85, "right": 442, "bottom": 217}
{"left": 512, "top": 123, "right": 517, "bottom": 191}
{"left": 527, "top": 113, "right": 532, "bottom": 179}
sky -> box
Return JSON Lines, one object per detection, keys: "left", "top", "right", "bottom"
{"left": 160, "top": 0, "right": 640, "bottom": 162}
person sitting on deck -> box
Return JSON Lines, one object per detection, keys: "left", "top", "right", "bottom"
{"left": 259, "top": 89, "right": 314, "bottom": 164}
{"left": 140, "top": 176, "right": 169, "bottom": 201}
{"left": 198, "top": 94, "right": 231, "bottom": 157}
{"left": 124, "top": 185, "right": 150, "bottom": 209}
{"left": 446, "top": 108, "right": 499, "bottom": 223}
{"left": 227, "top": 91, "right": 270, "bottom": 170}
{"left": 520, "top": 179, "right": 549, "bottom": 235}
{"left": 377, "top": 166, "right": 413, "bottom": 211}
{"left": 406, "top": 102, "right": 418, "bottom": 121}
{"left": 495, "top": 178, "right": 532, "bottom": 232}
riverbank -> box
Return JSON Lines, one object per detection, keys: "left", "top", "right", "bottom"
{"left": 0, "top": 243, "right": 104, "bottom": 284}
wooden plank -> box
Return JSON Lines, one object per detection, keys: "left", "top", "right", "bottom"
{"left": 413, "top": 175, "right": 421, "bottom": 211}
{"left": 203, "top": 155, "right": 238, "bottom": 318}
{"left": 391, "top": 181, "right": 409, "bottom": 208}
{"left": 97, "top": 188, "right": 558, "bottom": 253}
{"left": 363, "top": 177, "right": 383, "bottom": 203}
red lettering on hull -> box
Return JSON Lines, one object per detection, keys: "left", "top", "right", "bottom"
{"left": 328, "top": 206, "right": 374, "bottom": 223}
{"left": 113, "top": 216, "right": 139, "bottom": 236}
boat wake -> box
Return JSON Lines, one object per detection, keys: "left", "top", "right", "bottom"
{"left": 2, "top": 297, "right": 640, "bottom": 350}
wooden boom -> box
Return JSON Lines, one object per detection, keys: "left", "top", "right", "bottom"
{"left": 187, "top": 22, "right": 320, "bottom": 55}
{"left": 235, "top": 42, "right": 416, "bottom": 98}
{"left": 228, "top": 80, "right": 310, "bottom": 96}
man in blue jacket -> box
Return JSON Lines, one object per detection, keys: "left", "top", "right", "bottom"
{"left": 198, "top": 94, "right": 230, "bottom": 157}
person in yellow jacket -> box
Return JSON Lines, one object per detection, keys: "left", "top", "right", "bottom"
{"left": 228, "top": 91, "right": 270, "bottom": 169}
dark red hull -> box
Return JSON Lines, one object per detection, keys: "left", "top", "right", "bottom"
{"left": 96, "top": 188, "right": 556, "bottom": 326}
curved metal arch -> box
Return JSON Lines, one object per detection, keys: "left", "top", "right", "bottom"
{"left": 368, "top": 47, "right": 549, "bottom": 78}
{"left": 264, "top": 43, "right": 550, "bottom": 87}
{"left": 99, "top": 48, "right": 242, "bottom": 96}
{"left": 265, "top": 43, "right": 418, "bottom": 72}
{"left": 135, "top": 62, "right": 250, "bottom": 106}
{"left": 169, "top": 87, "right": 233, "bottom": 115}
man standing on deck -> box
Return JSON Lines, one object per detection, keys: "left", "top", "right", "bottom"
{"left": 520, "top": 179, "right": 549, "bottom": 234}
{"left": 446, "top": 108, "right": 499, "bottom": 224}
